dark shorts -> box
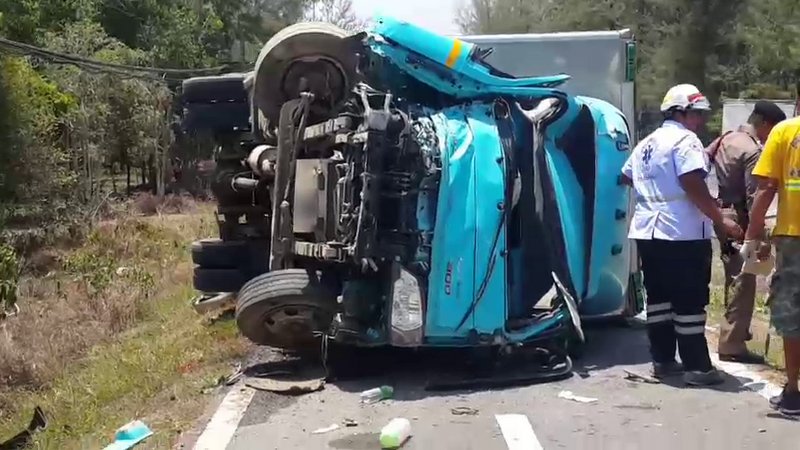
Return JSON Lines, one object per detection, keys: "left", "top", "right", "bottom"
{"left": 768, "top": 237, "right": 800, "bottom": 338}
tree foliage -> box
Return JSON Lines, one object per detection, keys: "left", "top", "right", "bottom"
{"left": 457, "top": 0, "right": 797, "bottom": 116}
{"left": 304, "top": 0, "right": 366, "bottom": 31}
{"left": 0, "top": 0, "right": 308, "bottom": 252}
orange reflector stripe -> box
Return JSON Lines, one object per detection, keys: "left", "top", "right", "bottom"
{"left": 445, "top": 40, "right": 463, "bottom": 68}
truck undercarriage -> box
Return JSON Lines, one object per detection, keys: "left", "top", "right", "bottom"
{"left": 183, "top": 18, "right": 640, "bottom": 358}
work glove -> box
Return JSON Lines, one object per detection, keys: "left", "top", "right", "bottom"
{"left": 739, "top": 240, "right": 774, "bottom": 276}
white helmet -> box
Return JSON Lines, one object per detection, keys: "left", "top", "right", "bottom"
{"left": 660, "top": 84, "right": 711, "bottom": 112}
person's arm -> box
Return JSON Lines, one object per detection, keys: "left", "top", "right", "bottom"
{"left": 745, "top": 124, "right": 785, "bottom": 240}
{"left": 620, "top": 153, "right": 634, "bottom": 187}
{"left": 743, "top": 148, "right": 761, "bottom": 211}
{"left": 679, "top": 169, "right": 725, "bottom": 224}
{"left": 746, "top": 177, "right": 778, "bottom": 240}
{"left": 674, "top": 136, "right": 724, "bottom": 224}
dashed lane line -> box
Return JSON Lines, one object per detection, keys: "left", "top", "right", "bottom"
{"left": 495, "top": 414, "right": 545, "bottom": 450}
{"left": 193, "top": 386, "right": 255, "bottom": 450}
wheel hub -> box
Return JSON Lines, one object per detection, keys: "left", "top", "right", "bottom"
{"left": 260, "top": 303, "right": 330, "bottom": 348}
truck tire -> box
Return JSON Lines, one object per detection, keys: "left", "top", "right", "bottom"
{"left": 193, "top": 267, "right": 248, "bottom": 293}
{"left": 236, "top": 269, "right": 337, "bottom": 348}
{"left": 253, "top": 22, "right": 358, "bottom": 127}
{"left": 191, "top": 239, "right": 248, "bottom": 268}
{"left": 182, "top": 74, "right": 248, "bottom": 103}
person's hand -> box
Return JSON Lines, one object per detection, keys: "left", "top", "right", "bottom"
{"left": 739, "top": 239, "right": 775, "bottom": 276}
{"left": 719, "top": 217, "right": 744, "bottom": 240}
{"left": 739, "top": 240, "right": 759, "bottom": 275}
{"left": 739, "top": 240, "right": 759, "bottom": 261}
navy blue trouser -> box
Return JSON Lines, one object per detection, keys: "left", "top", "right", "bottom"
{"left": 637, "top": 239, "right": 714, "bottom": 372}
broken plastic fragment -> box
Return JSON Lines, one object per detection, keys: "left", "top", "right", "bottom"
{"left": 311, "top": 424, "right": 340, "bottom": 435}
{"left": 102, "top": 420, "right": 153, "bottom": 450}
{"left": 557, "top": 391, "right": 598, "bottom": 404}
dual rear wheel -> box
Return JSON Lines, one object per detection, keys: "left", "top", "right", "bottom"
{"left": 235, "top": 269, "right": 338, "bottom": 350}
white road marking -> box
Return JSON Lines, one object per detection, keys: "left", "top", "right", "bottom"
{"left": 495, "top": 414, "right": 544, "bottom": 450}
{"left": 711, "top": 353, "right": 783, "bottom": 401}
{"left": 193, "top": 386, "right": 255, "bottom": 450}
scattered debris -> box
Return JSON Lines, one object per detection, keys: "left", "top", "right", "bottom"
{"left": 253, "top": 370, "right": 294, "bottom": 378}
{"left": 343, "top": 419, "right": 359, "bottom": 428}
{"left": 311, "top": 424, "right": 340, "bottom": 435}
{"left": 614, "top": 403, "right": 661, "bottom": 411}
{"left": 360, "top": 385, "right": 394, "bottom": 404}
{"left": 380, "top": 418, "right": 412, "bottom": 449}
{"left": 624, "top": 369, "right": 661, "bottom": 384}
{"left": 766, "top": 412, "right": 800, "bottom": 422}
{"left": 574, "top": 369, "right": 591, "bottom": 379}
{"left": 450, "top": 407, "right": 479, "bottom": 416}
{"left": 246, "top": 375, "right": 325, "bottom": 395}
{"left": 225, "top": 363, "right": 244, "bottom": 386}
{"left": 245, "top": 364, "right": 326, "bottom": 395}
{"left": 0, "top": 406, "right": 48, "bottom": 450}
{"left": 101, "top": 420, "right": 153, "bottom": 450}
{"left": 558, "top": 390, "right": 598, "bottom": 404}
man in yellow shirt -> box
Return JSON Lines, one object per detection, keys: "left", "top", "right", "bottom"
{"left": 746, "top": 116, "right": 800, "bottom": 415}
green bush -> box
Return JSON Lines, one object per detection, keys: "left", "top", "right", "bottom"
{"left": 0, "top": 244, "right": 20, "bottom": 316}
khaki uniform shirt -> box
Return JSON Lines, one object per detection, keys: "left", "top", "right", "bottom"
{"left": 706, "top": 124, "right": 762, "bottom": 214}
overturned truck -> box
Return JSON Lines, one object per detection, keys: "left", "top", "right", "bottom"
{"left": 183, "top": 18, "right": 643, "bottom": 363}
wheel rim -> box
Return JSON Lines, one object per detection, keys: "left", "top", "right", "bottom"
{"left": 244, "top": 300, "right": 333, "bottom": 349}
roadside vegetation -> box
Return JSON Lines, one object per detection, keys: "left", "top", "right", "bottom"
{"left": 0, "top": 197, "right": 250, "bottom": 448}
{"left": 0, "top": 1, "right": 362, "bottom": 447}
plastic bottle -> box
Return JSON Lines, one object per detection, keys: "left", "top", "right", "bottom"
{"left": 379, "top": 418, "right": 411, "bottom": 449}
{"left": 360, "top": 385, "right": 394, "bottom": 404}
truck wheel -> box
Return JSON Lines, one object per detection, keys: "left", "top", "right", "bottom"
{"left": 191, "top": 239, "right": 248, "bottom": 268}
{"left": 236, "top": 269, "right": 337, "bottom": 349}
{"left": 193, "top": 267, "right": 248, "bottom": 293}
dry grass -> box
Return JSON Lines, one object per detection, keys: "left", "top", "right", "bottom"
{"left": 0, "top": 286, "right": 247, "bottom": 449}
{"left": 131, "top": 193, "right": 198, "bottom": 217}
{"left": 0, "top": 204, "right": 247, "bottom": 448}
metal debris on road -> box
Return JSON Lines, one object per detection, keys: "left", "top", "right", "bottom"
{"left": 623, "top": 369, "right": 661, "bottom": 384}
{"left": 311, "top": 424, "right": 340, "bottom": 435}
{"left": 342, "top": 419, "right": 359, "bottom": 427}
{"left": 245, "top": 375, "right": 325, "bottom": 395}
{"left": 558, "top": 391, "right": 598, "bottom": 404}
{"left": 451, "top": 407, "right": 479, "bottom": 416}
{"left": 225, "top": 363, "right": 244, "bottom": 386}
{"left": 245, "top": 363, "right": 326, "bottom": 395}
{"left": 614, "top": 403, "right": 661, "bottom": 411}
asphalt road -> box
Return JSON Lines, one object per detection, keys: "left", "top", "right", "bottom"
{"left": 219, "top": 323, "right": 797, "bottom": 450}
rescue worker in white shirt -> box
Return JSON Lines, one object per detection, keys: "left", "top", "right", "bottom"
{"left": 621, "top": 84, "right": 743, "bottom": 386}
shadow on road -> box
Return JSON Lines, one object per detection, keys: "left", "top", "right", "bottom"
{"left": 239, "top": 322, "right": 654, "bottom": 403}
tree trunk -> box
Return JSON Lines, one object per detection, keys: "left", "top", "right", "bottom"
{"left": 111, "top": 163, "right": 117, "bottom": 194}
